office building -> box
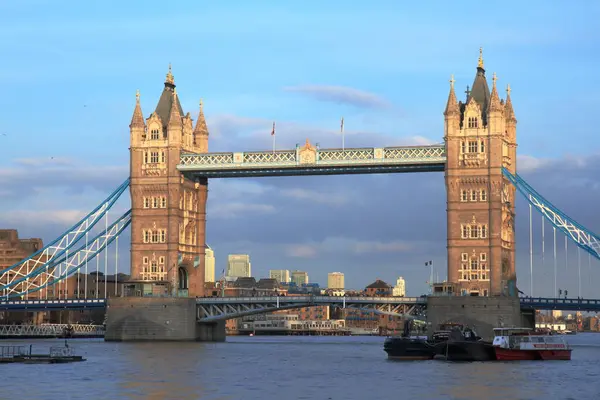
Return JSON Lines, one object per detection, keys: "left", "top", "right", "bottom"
{"left": 392, "top": 276, "right": 406, "bottom": 297}
{"left": 291, "top": 270, "right": 309, "bottom": 287}
{"left": 269, "top": 269, "right": 290, "bottom": 284}
{"left": 227, "top": 254, "right": 251, "bottom": 278}
{"left": 205, "top": 245, "right": 215, "bottom": 282}
{"left": 327, "top": 272, "right": 345, "bottom": 289}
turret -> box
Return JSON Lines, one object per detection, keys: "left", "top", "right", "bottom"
{"left": 167, "top": 88, "right": 183, "bottom": 144}
{"left": 487, "top": 72, "right": 505, "bottom": 135}
{"left": 193, "top": 99, "right": 209, "bottom": 153}
{"left": 444, "top": 75, "right": 460, "bottom": 137}
{"left": 129, "top": 89, "right": 146, "bottom": 147}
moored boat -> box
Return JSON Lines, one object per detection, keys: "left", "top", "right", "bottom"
{"left": 433, "top": 324, "right": 495, "bottom": 361}
{"left": 383, "top": 319, "right": 435, "bottom": 360}
{"left": 492, "top": 327, "right": 572, "bottom": 361}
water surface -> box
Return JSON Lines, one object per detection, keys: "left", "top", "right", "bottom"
{"left": 2, "top": 334, "right": 600, "bottom": 399}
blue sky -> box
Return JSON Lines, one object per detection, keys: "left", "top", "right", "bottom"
{"left": 1, "top": 1, "right": 600, "bottom": 296}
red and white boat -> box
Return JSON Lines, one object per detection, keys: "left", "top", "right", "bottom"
{"left": 492, "top": 327, "right": 572, "bottom": 361}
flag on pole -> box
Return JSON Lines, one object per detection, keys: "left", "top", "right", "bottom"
{"left": 271, "top": 121, "right": 276, "bottom": 153}
{"left": 341, "top": 117, "right": 345, "bottom": 151}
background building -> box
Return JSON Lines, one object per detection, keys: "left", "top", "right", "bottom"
{"left": 327, "top": 272, "right": 345, "bottom": 289}
{"left": 392, "top": 276, "right": 406, "bottom": 297}
{"left": 269, "top": 269, "right": 290, "bottom": 284}
{"left": 365, "top": 279, "right": 392, "bottom": 296}
{"left": 291, "top": 270, "right": 309, "bottom": 286}
{"left": 205, "top": 245, "right": 215, "bottom": 282}
{"left": 227, "top": 254, "right": 251, "bottom": 278}
{"left": 0, "top": 229, "right": 49, "bottom": 299}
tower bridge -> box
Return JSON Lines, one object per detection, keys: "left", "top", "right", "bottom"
{"left": 2, "top": 50, "right": 600, "bottom": 341}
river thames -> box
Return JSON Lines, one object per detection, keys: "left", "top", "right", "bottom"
{"left": 2, "top": 333, "right": 600, "bottom": 399}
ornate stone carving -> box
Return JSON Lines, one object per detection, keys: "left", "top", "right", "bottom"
{"left": 298, "top": 139, "right": 317, "bottom": 165}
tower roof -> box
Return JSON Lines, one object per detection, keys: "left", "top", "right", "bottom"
{"left": 194, "top": 99, "right": 209, "bottom": 136}
{"left": 130, "top": 89, "right": 145, "bottom": 128}
{"left": 167, "top": 88, "right": 183, "bottom": 128}
{"left": 155, "top": 64, "right": 184, "bottom": 126}
{"left": 488, "top": 72, "right": 503, "bottom": 113}
{"left": 467, "top": 48, "right": 491, "bottom": 123}
{"left": 505, "top": 84, "right": 516, "bottom": 121}
{"left": 444, "top": 75, "right": 460, "bottom": 116}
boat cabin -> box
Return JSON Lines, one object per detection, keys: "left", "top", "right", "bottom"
{"left": 492, "top": 328, "right": 571, "bottom": 350}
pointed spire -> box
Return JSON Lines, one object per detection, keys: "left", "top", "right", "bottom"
{"left": 167, "top": 88, "right": 182, "bottom": 128}
{"left": 194, "top": 98, "right": 209, "bottom": 136}
{"left": 478, "top": 47, "right": 484, "bottom": 70}
{"left": 444, "top": 74, "right": 459, "bottom": 116}
{"left": 488, "top": 72, "right": 503, "bottom": 112}
{"left": 165, "top": 63, "right": 175, "bottom": 86}
{"left": 505, "top": 84, "right": 516, "bottom": 121}
{"left": 130, "top": 89, "right": 145, "bottom": 128}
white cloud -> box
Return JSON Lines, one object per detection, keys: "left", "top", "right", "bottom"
{"left": 284, "top": 237, "right": 419, "bottom": 258}
{"left": 280, "top": 188, "right": 349, "bottom": 206}
{"left": 284, "top": 85, "right": 391, "bottom": 109}
{"left": 517, "top": 154, "right": 551, "bottom": 173}
{"left": 0, "top": 209, "right": 87, "bottom": 226}
{"left": 13, "top": 157, "right": 73, "bottom": 167}
{"left": 209, "top": 202, "right": 276, "bottom": 219}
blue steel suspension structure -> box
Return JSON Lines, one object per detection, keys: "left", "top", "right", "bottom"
{"left": 0, "top": 179, "right": 131, "bottom": 299}
{"left": 504, "top": 167, "right": 598, "bottom": 297}
{"left": 503, "top": 168, "right": 600, "bottom": 260}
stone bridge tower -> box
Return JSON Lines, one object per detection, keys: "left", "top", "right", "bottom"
{"left": 444, "top": 49, "right": 517, "bottom": 296}
{"left": 128, "top": 66, "right": 209, "bottom": 297}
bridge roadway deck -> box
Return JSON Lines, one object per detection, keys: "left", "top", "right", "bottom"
{"left": 1, "top": 296, "right": 599, "bottom": 313}
{"left": 177, "top": 145, "right": 446, "bottom": 178}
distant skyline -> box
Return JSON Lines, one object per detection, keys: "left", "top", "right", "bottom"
{"left": 1, "top": 1, "right": 600, "bottom": 296}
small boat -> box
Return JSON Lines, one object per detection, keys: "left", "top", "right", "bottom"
{"left": 433, "top": 324, "right": 495, "bottom": 362}
{"left": 0, "top": 341, "right": 86, "bottom": 364}
{"left": 492, "top": 327, "right": 572, "bottom": 361}
{"left": 383, "top": 320, "right": 436, "bottom": 360}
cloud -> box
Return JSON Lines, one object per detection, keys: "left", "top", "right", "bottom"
{"left": 283, "top": 85, "right": 391, "bottom": 109}
{"left": 0, "top": 160, "right": 127, "bottom": 201}
{"left": 209, "top": 202, "right": 276, "bottom": 219}
{"left": 280, "top": 188, "right": 350, "bottom": 206}
{"left": 0, "top": 209, "right": 87, "bottom": 227}
{"left": 517, "top": 154, "right": 551, "bottom": 173}
{"left": 13, "top": 157, "right": 73, "bottom": 167}
{"left": 284, "top": 237, "right": 420, "bottom": 259}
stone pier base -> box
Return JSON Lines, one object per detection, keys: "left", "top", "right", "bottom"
{"left": 426, "top": 296, "right": 534, "bottom": 341}
{"left": 105, "top": 297, "right": 225, "bottom": 342}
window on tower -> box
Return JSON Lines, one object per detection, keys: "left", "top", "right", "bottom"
{"left": 460, "top": 222, "right": 488, "bottom": 239}
{"left": 480, "top": 190, "right": 487, "bottom": 201}
{"left": 470, "top": 190, "right": 478, "bottom": 201}
{"left": 468, "top": 117, "right": 479, "bottom": 129}
{"left": 150, "top": 129, "right": 160, "bottom": 140}
{"left": 461, "top": 190, "right": 468, "bottom": 202}
{"left": 150, "top": 152, "right": 159, "bottom": 163}
{"left": 468, "top": 141, "right": 478, "bottom": 153}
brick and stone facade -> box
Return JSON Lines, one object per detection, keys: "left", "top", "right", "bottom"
{"left": 444, "top": 49, "right": 517, "bottom": 296}
{"left": 128, "top": 66, "right": 209, "bottom": 297}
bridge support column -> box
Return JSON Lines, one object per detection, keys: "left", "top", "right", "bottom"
{"left": 105, "top": 297, "right": 224, "bottom": 342}
{"left": 426, "top": 296, "right": 530, "bottom": 341}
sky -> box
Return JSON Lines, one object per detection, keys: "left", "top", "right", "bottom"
{"left": 1, "top": 1, "right": 600, "bottom": 297}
